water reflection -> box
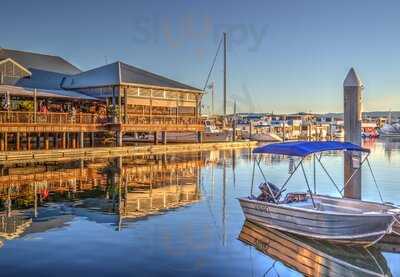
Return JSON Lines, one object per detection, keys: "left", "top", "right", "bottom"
{"left": 0, "top": 153, "right": 207, "bottom": 240}
{"left": 239, "top": 220, "right": 391, "bottom": 277}
{"left": 0, "top": 139, "right": 398, "bottom": 276}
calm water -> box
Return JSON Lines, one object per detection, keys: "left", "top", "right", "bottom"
{"left": 0, "top": 139, "right": 399, "bottom": 276}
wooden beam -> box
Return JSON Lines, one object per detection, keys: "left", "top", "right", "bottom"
{"left": 118, "top": 87, "right": 122, "bottom": 123}
{"left": 53, "top": 133, "right": 58, "bottom": 148}
{"left": 44, "top": 133, "right": 49, "bottom": 150}
{"left": 62, "top": 132, "right": 66, "bottom": 149}
{"left": 0, "top": 133, "right": 4, "bottom": 151}
{"left": 124, "top": 87, "right": 128, "bottom": 124}
{"left": 91, "top": 132, "right": 95, "bottom": 147}
{"left": 153, "top": 132, "right": 158, "bottom": 145}
{"left": 27, "top": 133, "right": 31, "bottom": 150}
{"left": 72, "top": 133, "right": 76, "bottom": 149}
{"left": 79, "top": 132, "right": 84, "bottom": 148}
{"left": 34, "top": 89, "right": 37, "bottom": 123}
{"left": 36, "top": 133, "right": 40, "bottom": 149}
{"left": 150, "top": 89, "right": 153, "bottom": 123}
{"left": 16, "top": 132, "right": 20, "bottom": 151}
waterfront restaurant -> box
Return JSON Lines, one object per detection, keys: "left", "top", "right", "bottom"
{"left": 0, "top": 48, "right": 204, "bottom": 151}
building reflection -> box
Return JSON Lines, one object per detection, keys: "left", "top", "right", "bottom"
{"left": 239, "top": 220, "right": 391, "bottom": 277}
{"left": 0, "top": 152, "right": 209, "bottom": 240}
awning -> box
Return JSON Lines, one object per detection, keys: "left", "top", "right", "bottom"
{"left": 0, "top": 85, "right": 100, "bottom": 101}
{"left": 253, "top": 141, "right": 369, "bottom": 157}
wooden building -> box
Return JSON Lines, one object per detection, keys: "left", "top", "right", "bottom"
{"left": 0, "top": 48, "right": 204, "bottom": 151}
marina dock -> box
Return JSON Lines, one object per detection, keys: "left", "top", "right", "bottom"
{"left": 0, "top": 141, "right": 256, "bottom": 164}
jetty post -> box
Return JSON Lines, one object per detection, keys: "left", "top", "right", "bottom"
{"left": 343, "top": 68, "right": 363, "bottom": 199}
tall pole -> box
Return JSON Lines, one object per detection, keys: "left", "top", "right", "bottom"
{"left": 34, "top": 89, "right": 37, "bottom": 123}
{"left": 211, "top": 81, "right": 215, "bottom": 116}
{"left": 233, "top": 100, "right": 237, "bottom": 141}
{"left": 343, "top": 68, "right": 363, "bottom": 199}
{"left": 223, "top": 32, "right": 227, "bottom": 116}
{"left": 282, "top": 115, "right": 286, "bottom": 142}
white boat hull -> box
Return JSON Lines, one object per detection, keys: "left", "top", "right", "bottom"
{"left": 250, "top": 133, "right": 282, "bottom": 142}
{"left": 164, "top": 132, "right": 231, "bottom": 142}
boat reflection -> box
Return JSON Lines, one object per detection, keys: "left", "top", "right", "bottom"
{"left": 238, "top": 220, "right": 392, "bottom": 277}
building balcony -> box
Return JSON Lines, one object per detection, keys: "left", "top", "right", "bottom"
{"left": 0, "top": 111, "right": 106, "bottom": 132}
{"left": 0, "top": 111, "right": 204, "bottom": 133}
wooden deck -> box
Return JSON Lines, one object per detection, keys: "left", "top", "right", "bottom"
{"left": 0, "top": 141, "right": 257, "bottom": 164}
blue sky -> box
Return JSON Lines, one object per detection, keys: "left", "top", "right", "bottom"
{"left": 1, "top": 0, "right": 400, "bottom": 113}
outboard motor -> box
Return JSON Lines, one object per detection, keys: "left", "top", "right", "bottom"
{"left": 256, "top": 182, "right": 283, "bottom": 202}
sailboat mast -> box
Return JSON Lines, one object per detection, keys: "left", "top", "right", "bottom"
{"left": 223, "top": 32, "right": 227, "bottom": 116}
{"left": 211, "top": 81, "right": 215, "bottom": 116}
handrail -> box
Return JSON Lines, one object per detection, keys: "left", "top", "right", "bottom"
{"left": 0, "top": 111, "right": 202, "bottom": 126}
{"left": 0, "top": 111, "right": 107, "bottom": 125}
{"left": 124, "top": 114, "right": 203, "bottom": 125}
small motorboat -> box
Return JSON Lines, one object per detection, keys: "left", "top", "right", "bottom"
{"left": 238, "top": 141, "right": 400, "bottom": 246}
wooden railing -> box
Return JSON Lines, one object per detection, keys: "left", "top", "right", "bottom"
{"left": 0, "top": 111, "right": 203, "bottom": 128}
{"left": 0, "top": 111, "right": 107, "bottom": 125}
{"left": 124, "top": 114, "right": 203, "bottom": 126}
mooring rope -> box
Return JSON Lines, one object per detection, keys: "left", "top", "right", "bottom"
{"left": 387, "top": 211, "right": 400, "bottom": 237}
{"left": 364, "top": 247, "right": 385, "bottom": 275}
{"left": 365, "top": 158, "right": 384, "bottom": 203}
{"left": 263, "top": 260, "right": 280, "bottom": 277}
{"left": 365, "top": 212, "right": 400, "bottom": 248}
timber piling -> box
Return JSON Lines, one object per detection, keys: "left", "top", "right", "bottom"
{"left": 343, "top": 68, "right": 363, "bottom": 199}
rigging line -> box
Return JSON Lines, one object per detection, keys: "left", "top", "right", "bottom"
{"left": 366, "top": 157, "right": 384, "bottom": 203}
{"left": 340, "top": 153, "right": 370, "bottom": 194}
{"left": 315, "top": 154, "right": 343, "bottom": 197}
{"left": 202, "top": 36, "right": 223, "bottom": 91}
{"left": 256, "top": 156, "right": 278, "bottom": 203}
{"left": 199, "top": 167, "right": 224, "bottom": 244}
{"left": 313, "top": 154, "right": 316, "bottom": 194}
{"left": 300, "top": 161, "right": 316, "bottom": 208}
{"left": 250, "top": 156, "right": 256, "bottom": 196}
{"left": 278, "top": 157, "right": 304, "bottom": 194}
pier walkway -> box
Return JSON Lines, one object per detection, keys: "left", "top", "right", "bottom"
{"left": 0, "top": 141, "right": 257, "bottom": 164}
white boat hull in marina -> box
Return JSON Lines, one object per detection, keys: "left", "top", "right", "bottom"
{"left": 378, "top": 123, "right": 400, "bottom": 137}
{"left": 250, "top": 132, "right": 282, "bottom": 142}
{"left": 239, "top": 194, "right": 399, "bottom": 244}
{"left": 164, "top": 132, "right": 231, "bottom": 142}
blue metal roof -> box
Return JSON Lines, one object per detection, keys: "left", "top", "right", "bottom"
{"left": 0, "top": 48, "right": 81, "bottom": 75}
{"left": 63, "top": 62, "right": 202, "bottom": 92}
{"left": 253, "top": 141, "right": 369, "bottom": 157}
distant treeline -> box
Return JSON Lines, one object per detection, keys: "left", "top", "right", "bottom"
{"left": 324, "top": 111, "right": 400, "bottom": 119}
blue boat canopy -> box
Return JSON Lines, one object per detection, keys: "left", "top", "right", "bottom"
{"left": 253, "top": 141, "right": 370, "bottom": 157}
